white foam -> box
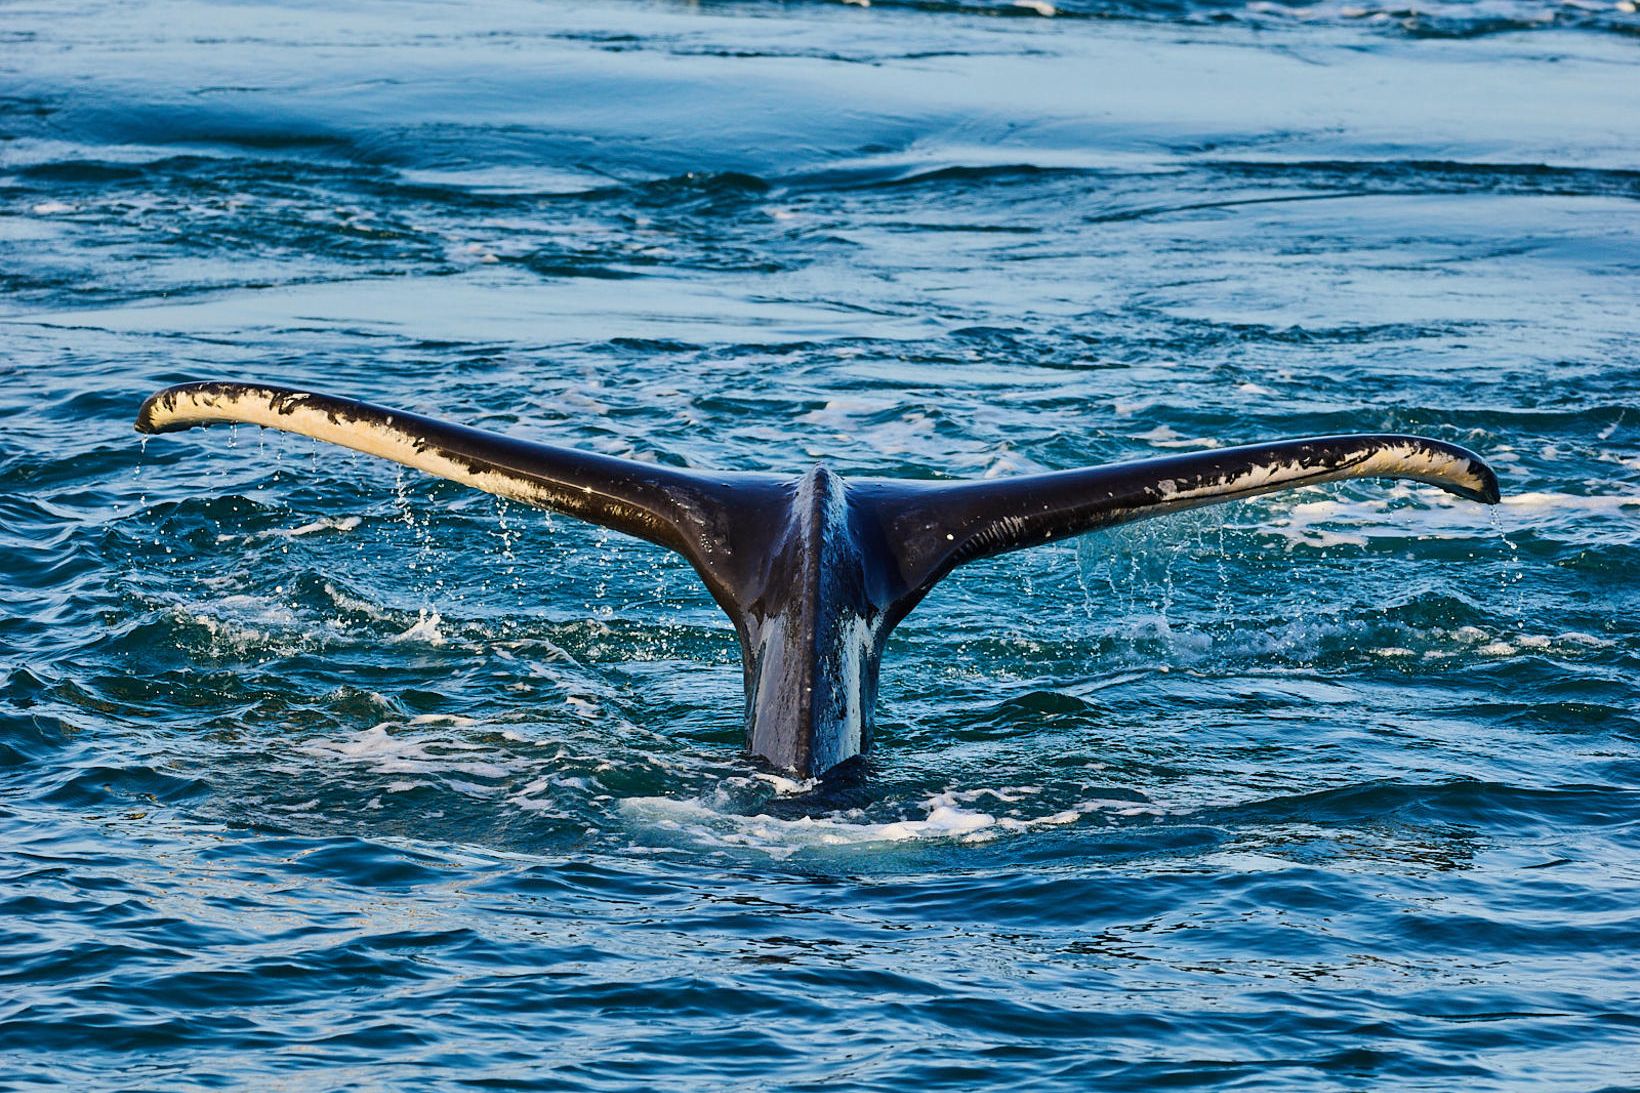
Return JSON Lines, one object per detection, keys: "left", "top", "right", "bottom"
{"left": 1264, "top": 488, "right": 1632, "bottom": 551}
{"left": 1385, "top": 628, "right": 1612, "bottom": 662}
{"left": 445, "top": 778, "right": 499, "bottom": 798}
{"left": 187, "top": 612, "right": 267, "bottom": 654}
{"left": 391, "top": 609, "right": 447, "bottom": 646}
{"left": 1132, "top": 425, "right": 1222, "bottom": 450}
{"left": 408, "top": 713, "right": 479, "bottom": 727}
{"left": 322, "top": 582, "right": 392, "bottom": 621}
{"left": 620, "top": 789, "right": 1159, "bottom": 858}
{"left": 751, "top": 771, "right": 819, "bottom": 796}
{"left": 509, "top": 777, "right": 557, "bottom": 813}
{"left": 1502, "top": 491, "right": 1639, "bottom": 513}
{"left": 981, "top": 449, "right": 1035, "bottom": 479}
{"left": 177, "top": 595, "right": 317, "bottom": 656}
{"left": 620, "top": 796, "right": 1004, "bottom": 859}
{"left": 938, "top": 785, "right": 1043, "bottom": 805}
{"left": 263, "top": 515, "right": 361, "bottom": 539}
{"left": 1264, "top": 490, "right": 1485, "bottom": 549}
{"left": 299, "top": 723, "right": 514, "bottom": 779}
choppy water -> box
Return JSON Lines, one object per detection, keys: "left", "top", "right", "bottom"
{"left": 4, "top": 0, "right": 1639, "bottom": 1088}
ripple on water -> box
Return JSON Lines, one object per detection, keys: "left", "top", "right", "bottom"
{"left": 2, "top": 0, "right": 1639, "bottom": 1088}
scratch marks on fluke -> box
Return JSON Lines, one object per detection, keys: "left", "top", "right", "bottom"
{"left": 135, "top": 381, "right": 1502, "bottom": 777}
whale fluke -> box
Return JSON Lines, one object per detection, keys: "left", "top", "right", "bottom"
{"left": 136, "top": 381, "right": 790, "bottom": 616}
{"left": 858, "top": 434, "right": 1500, "bottom": 622}
{"left": 137, "top": 381, "right": 1500, "bottom": 777}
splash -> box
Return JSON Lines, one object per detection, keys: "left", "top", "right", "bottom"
{"left": 392, "top": 608, "right": 448, "bottom": 646}
{"left": 620, "top": 787, "right": 1167, "bottom": 859}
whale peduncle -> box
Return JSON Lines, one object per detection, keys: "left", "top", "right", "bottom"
{"left": 736, "top": 464, "right": 888, "bottom": 775}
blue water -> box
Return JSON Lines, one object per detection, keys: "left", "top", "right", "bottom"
{"left": 3, "top": 0, "right": 1639, "bottom": 1088}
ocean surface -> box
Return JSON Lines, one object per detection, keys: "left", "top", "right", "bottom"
{"left": 3, "top": 0, "right": 1639, "bottom": 1088}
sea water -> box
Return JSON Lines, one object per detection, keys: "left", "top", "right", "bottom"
{"left": 1, "top": 0, "right": 1638, "bottom": 1088}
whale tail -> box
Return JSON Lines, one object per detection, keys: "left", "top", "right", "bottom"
{"left": 137, "top": 381, "right": 1500, "bottom": 776}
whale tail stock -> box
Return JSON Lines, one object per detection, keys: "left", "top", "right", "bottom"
{"left": 137, "top": 381, "right": 1501, "bottom": 777}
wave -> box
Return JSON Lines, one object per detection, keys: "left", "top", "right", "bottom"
{"left": 773, "top": 0, "right": 1640, "bottom": 38}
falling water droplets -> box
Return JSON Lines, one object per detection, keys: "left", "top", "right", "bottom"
{"left": 1074, "top": 535, "right": 1098, "bottom": 621}
{"left": 1489, "top": 505, "right": 1527, "bottom": 624}
{"left": 129, "top": 434, "right": 149, "bottom": 524}
{"left": 393, "top": 468, "right": 428, "bottom": 592}
{"left": 1213, "top": 522, "right": 1230, "bottom": 621}
{"left": 493, "top": 495, "right": 524, "bottom": 600}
